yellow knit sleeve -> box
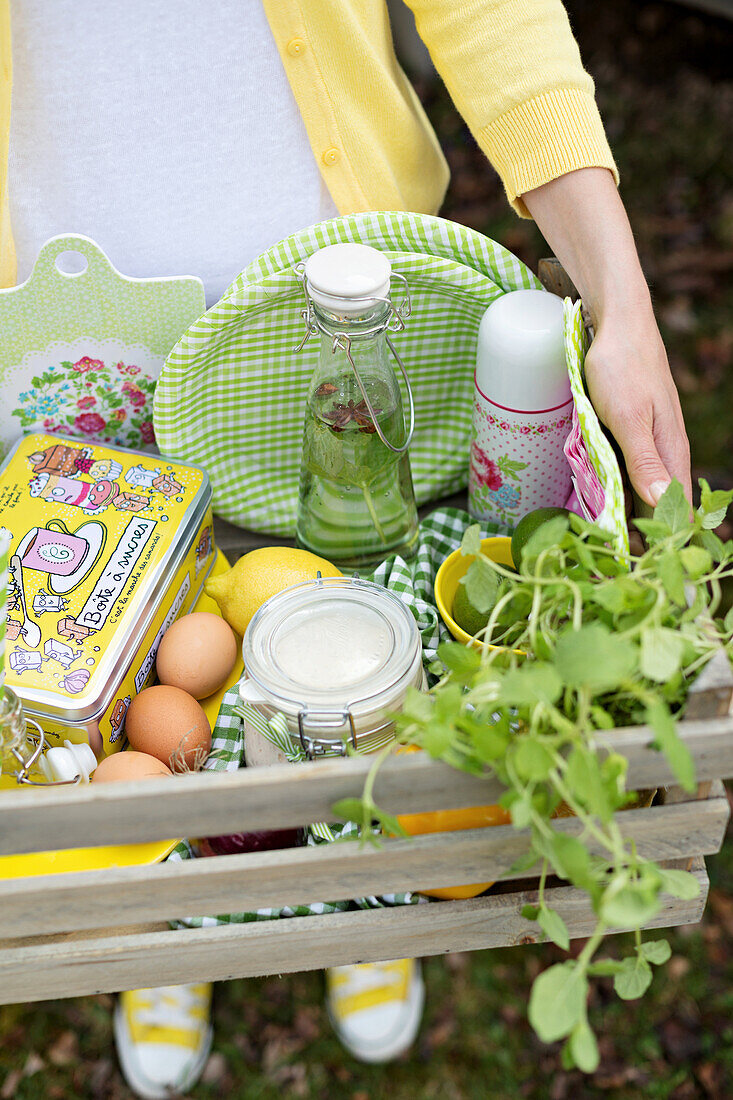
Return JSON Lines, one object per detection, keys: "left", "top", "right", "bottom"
{"left": 403, "top": 0, "right": 618, "bottom": 217}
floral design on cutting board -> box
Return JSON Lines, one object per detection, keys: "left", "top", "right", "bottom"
{"left": 13, "top": 357, "right": 157, "bottom": 450}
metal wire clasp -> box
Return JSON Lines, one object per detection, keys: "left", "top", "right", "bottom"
{"left": 293, "top": 263, "right": 411, "bottom": 353}
{"left": 8, "top": 721, "right": 84, "bottom": 787}
{"left": 297, "top": 706, "right": 358, "bottom": 760}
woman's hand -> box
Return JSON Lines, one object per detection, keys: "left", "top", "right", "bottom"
{"left": 584, "top": 307, "right": 691, "bottom": 505}
{"left": 522, "top": 168, "right": 691, "bottom": 506}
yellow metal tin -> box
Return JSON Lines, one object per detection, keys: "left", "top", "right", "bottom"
{"left": 0, "top": 552, "right": 244, "bottom": 881}
{"left": 0, "top": 433, "right": 215, "bottom": 754}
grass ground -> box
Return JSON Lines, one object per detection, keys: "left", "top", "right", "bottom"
{"left": 1, "top": 2, "right": 732, "bottom": 1097}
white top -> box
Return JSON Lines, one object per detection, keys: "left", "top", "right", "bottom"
{"left": 475, "top": 289, "right": 571, "bottom": 412}
{"left": 305, "top": 243, "right": 392, "bottom": 317}
{"left": 8, "top": 0, "right": 339, "bottom": 306}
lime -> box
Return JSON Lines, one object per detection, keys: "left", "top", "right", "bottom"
{"left": 510, "top": 507, "right": 571, "bottom": 567}
{"left": 452, "top": 581, "right": 491, "bottom": 637}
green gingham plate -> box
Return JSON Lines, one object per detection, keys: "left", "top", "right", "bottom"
{"left": 154, "top": 210, "right": 627, "bottom": 557}
{"left": 153, "top": 212, "right": 541, "bottom": 536}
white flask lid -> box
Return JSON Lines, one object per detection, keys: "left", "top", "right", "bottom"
{"left": 476, "top": 289, "right": 571, "bottom": 412}
{"left": 305, "top": 243, "right": 391, "bottom": 317}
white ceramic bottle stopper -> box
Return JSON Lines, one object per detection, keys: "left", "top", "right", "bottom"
{"left": 39, "top": 740, "right": 98, "bottom": 784}
{"left": 468, "top": 289, "right": 573, "bottom": 529}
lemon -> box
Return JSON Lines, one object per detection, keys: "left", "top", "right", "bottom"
{"left": 204, "top": 547, "right": 342, "bottom": 636}
{"left": 510, "top": 506, "right": 571, "bottom": 567}
{"left": 452, "top": 581, "right": 491, "bottom": 637}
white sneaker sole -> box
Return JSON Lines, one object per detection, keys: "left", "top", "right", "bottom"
{"left": 327, "top": 966, "right": 426, "bottom": 1064}
{"left": 113, "top": 1000, "right": 213, "bottom": 1100}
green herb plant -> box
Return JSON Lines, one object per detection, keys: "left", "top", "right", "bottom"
{"left": 339, "top": 480, "right": 733, "bottom": 1072}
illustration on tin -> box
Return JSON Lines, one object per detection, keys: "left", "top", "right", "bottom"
{"left": 195, "top": 525, "right": 213, "bottom": 575}
{"left": 59, "top": 669, "right": 91, "bottom": 695}
{"left": 109, "top": 696, "right": 132, "bottom": 742}
{"left": 2, "top": 433, "right": 202, "bottom": 727}
{"left": 32, "top": 591, "right": 70, "bottom": 615}
{"left": 15, "top": 521, "right": 107, "bottom": 594}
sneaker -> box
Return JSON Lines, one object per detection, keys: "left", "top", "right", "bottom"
{"left": 326, "top": 958, "right": 424, "bottom": 1063}
{"left": 114, "top": 982, "right": 213, "bottom": 1099}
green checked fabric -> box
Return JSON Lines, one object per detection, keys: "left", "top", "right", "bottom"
{"left": 154, "top": 211, "right": 541, "bottom": 536}
{"left": 166, "top": 507, "right": 501, "bottom": 929}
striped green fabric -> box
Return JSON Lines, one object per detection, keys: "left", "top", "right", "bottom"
{"left": 564, "top": 300, "right": 629, "bottom": 559}
{"left": 154, "top": 212, "right": 541, "bottom": 536}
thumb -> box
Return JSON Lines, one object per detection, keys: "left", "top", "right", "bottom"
{"left": 614, "top": 419, "right": 671, "bottom": 507}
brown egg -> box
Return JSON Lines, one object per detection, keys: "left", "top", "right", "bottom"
{"left": 156, "top": 612, "right": 238, "bottom": 699}
{"left": 126, "top": 685, "right": 211, "bottom": 771}
{"left": 92, "top": 750, "right": 173, "bottom": 783}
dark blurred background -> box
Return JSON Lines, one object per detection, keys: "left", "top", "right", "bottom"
{"left": 1, "top": 3, "right": 731, "bottom": 1099}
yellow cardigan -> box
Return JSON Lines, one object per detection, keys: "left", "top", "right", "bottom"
{"left": 0, "top": 0, "right": 617, "bottom": 289}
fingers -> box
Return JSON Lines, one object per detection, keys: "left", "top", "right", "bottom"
{"left": 652, "top": 398, "right": 692, "bottom": 505}
{"left": 610, "top": 391, "right": 692, "bottom": 508}
{"left": 613, "top": 412, "right": 672, "bottom": 507}
{"left": 583, "top": 323, "right": 692, "bottom": 509}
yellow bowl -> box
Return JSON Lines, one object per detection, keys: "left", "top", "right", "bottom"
{"left": 435, "top": 536, "right": 515, "bottom": 649}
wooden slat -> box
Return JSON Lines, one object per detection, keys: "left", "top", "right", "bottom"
{"left": 0, "top": 860, "right": 708, "bottom": 1005}
{"left": 685, "top": 647, "right": 733, "bottom": 719}
{"left": 1, "top": 715, "right": 732, "bottom": 856}
{"left": 0, "top": 786, "right": 726, "bottom": 940}
{"left": 593, "top": 715, "right": 733, "bottom": 792}
{"left": 663, "top": 648, "right": 733, "bottom": 807}
{"left": 537, "top": 257, "right": 594, "bottom": 335}
{"left": 537, "top": 258, "right": 580, "bottom": 300}
{"left": 0, "top": 752, "right": 496, "bottom": 856}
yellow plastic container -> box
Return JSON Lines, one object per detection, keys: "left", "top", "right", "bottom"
{"left": 434, "top": 536, "right": 515, "bottom": 648}
{"left": 395, "top": 745, "right": 511, "bottom": 899}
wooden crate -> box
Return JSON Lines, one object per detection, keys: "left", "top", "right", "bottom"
{"left": 0, "top": 648, "right": 730, "bottom": 1005}
{"left": 2, "top": 255, "right": 731, "bottom": 1005}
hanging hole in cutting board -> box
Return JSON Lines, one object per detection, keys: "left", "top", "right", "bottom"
{"left": 55, "top": 251, "right": 88, "bottom": 276}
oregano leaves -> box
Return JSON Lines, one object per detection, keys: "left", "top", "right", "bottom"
{"left": 352, "top": 480, "right": 732, "bottom": 1072}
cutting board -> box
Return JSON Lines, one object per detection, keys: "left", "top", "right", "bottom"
{"left": 0, "top": 234, "right": 205, "bottom": 459}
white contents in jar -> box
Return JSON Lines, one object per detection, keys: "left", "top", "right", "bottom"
{"left": 272, "top": 600, "right": 393, "bottom": 690}
{"left": 242, "top": 577, "right": 423, "bottom": 754}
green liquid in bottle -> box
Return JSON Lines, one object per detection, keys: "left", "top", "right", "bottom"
{"left": 296, "top": 380, "right": 419, "bottom": 569}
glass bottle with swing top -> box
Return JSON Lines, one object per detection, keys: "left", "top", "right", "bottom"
{"left": 294, "top": 243, "right": 419, "bottom": 569}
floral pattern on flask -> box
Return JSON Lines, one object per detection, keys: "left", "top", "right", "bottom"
{"left": 470, "top": 441, "right": 527, "bottom": 524}
{"left": 469, "top": 392, "right": 573, "bottom": 528}
{"left": 13, "top": 357, "right": 157, "bottom": 450}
